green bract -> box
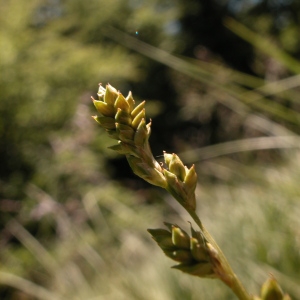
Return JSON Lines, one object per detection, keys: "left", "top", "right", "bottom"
{"left": 147, "top": 223, "right": 215, "bottom": 278}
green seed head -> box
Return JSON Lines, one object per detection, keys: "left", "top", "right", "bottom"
{"left": 93, "top": 84, "right": 198, "bottom": 211}
{"left": 148, "top": 223, "right": 216, "bottom": 278}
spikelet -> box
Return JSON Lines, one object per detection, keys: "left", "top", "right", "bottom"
{"left": 92, "top": 84, "right": 198, "bottom": 200}
{"left": 147, "top": 223, "right": 216, "bottom": 278}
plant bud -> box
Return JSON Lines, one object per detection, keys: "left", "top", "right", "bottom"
{"left": 131, "top": 109, "right": 146, "bottom": 129}
{"left": 190, "top": 225, "right": 206, "bottom": 248}
{"left": 146, "top": 121, "right": 152, "bottom": 136}
{"left": 103, "top": 84, "right": 118, "bottom": 106}
{"left": 92, "top": 98, "right": 115, "bottom": 117}
{"left": 126, "top": 91, "right": 135, "bottom": 112}
{"left": 114, "top": 93, "right": 130, "bottom": 114}
{"left": 93, "top": 116, "right": 116, "bottom": 130}
{"left": 163, "top": 154, "right": 197, "bottom": 210}
{"left": 164, "top": 169, "right": 195, "bottom": 210}
{"left": 172, "top": 226, "right": 190, "bottom": 250}
{"left": 163, "top": 152, "right": 173, "bottom": 166}
{"left": 190, "top": 237, "right": 208, "bottom": 262}
{"left": 97, "top": 84, "right": 106, "bottom": 98}
{"left": 134, "top": 118, "right": 148, "bottom": 146}
{"left": 183, "top": 165, "right": 197, "bottom": 194}
{"left": 164, "top": 170, "right": 182, "bottom": 197}
{"left": 164, "top": 153, "right": 186, "bottom": 182}
{"left": 261, "top": 277, "right": 284, "bottom": 300}
{"left": 147, "top": 228, "right": 174, "bottom": 250}
{"left": 131, "top": 101, "right": 145, "bottom": 119}
{"left": 115, "top": 108, "right": 132, "bottom": 125}
{"left": 116, "top": 123, "right": 135, "bottom": 143}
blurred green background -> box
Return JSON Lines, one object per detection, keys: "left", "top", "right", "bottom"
{"left": 1, "top": 0, "right": 300, "bottom": 299}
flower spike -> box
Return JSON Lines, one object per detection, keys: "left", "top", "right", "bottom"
{"left": 92, "top": 83, "right": 198, "bottom": 201}
{"left": 147, "top": 223, "right": 216, "bottom": 278}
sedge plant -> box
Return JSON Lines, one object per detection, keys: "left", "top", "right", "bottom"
{"left": 92, "top": 83, "right": 291, "bottom": 300}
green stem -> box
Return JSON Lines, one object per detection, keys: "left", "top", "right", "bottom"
{"left": 188, "top": 209, "right": 252, "bottom": 300}
{"left": 165, "top": 178, "right": 251, "bottom": 299}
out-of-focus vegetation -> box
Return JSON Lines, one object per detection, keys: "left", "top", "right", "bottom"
{"left": 1, "top": 0, "right": 300, "bottom": 299}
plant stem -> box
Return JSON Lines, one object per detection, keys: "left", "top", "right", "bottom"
{"left": 188, "top": 209, "right": 252, "bottom": 300}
